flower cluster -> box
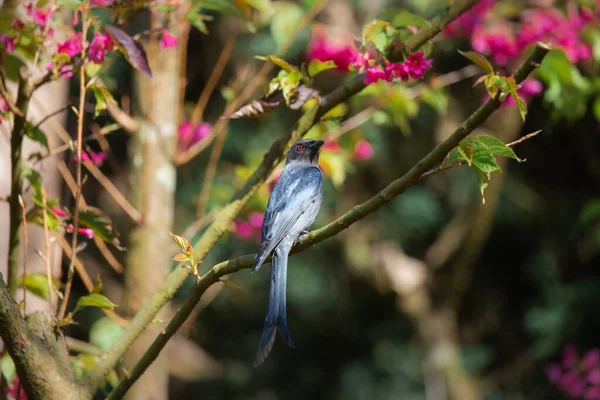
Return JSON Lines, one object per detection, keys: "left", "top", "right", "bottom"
{"left": 545, "top": 345, "right": 600, "bottom": 399}
{"left": 446, "top": 2, "right": 594, "bottom": 65}
{"left": 177, "top": 121, "right": 211, "bottom": 151}
{"left": 89, "top": 32, "right": 114, "bottom": 63}
{"left": 233, "top": 212, "right": 264, "bottom": 241}
{"left": 307, "top": 26, "right": 358, "bottom": 71}
{"left": 71, "top": 150, "right": 107, "bottom": 167}
{"left": 51, "top": 206, "right": 95, "bottom": 239}
{"left": 353, "top": 52, "right": 433, "bottom": 85}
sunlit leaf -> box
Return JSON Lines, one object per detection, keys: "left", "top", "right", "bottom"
{"left": 319, "top": 151, "right": 347, "bottom": 188}
{"left": 307, "top": 59, "right": 337, "bottom": 77}
{"left": 471, "top": 140, "right": 501, "bottom": 173}
{"left": 362, "top": 20, "right": 395, "bottom": 53}
{"left": 474, "top": 167, "right": 491, "bottom": 204}
{"left": 105, "top": 24, "right": 152, "bottom": 78}
{"left": 23, "top": 166, "right": 43, "bottom": 203}
{"left": 90, "top": 85, "right": 117, "bottom": 117}
{"left": 169, "top": 231, "right": 193, "bottom": 255}
{"left": 173, "top": 253, "right": 189, "bottom": 262}
{"left": 90, "top": 317, "right": 123, "bottom": 351}
{"left": 73, "top": 293, "right": 117, "bottom": 315}
{"left": 255, "top": 55, "right": 297, "bottom": 72}
{"left": 510, "top": 85, "right": 528, "bottom": 121}
{"left": 1, "top": 353, "right": 16, "bottom": 384}
{"left": 18, "top": 273, "right": 62, "bottom": 300}
{"left": 475, "top": 135, "right": 524, "bottom": 162}
{"left": 458, "top": 49, "right": 494, "bottom": 74}
{"left": 76, "top": 206, "right": 124, "bottom": 250}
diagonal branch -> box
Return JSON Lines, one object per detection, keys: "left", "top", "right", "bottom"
{"left": 104, "top": 42, "right": 550, "bottom": 399}
{"left": 86, "top": 0, "right": 483, "bottom": 392}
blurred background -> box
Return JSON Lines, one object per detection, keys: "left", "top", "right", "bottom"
{"left": 2, "top": 0, "right": 600, "bottom": 399}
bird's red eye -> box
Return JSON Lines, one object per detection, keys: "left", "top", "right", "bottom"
{"left": 296, "top": 144, "right": 304, "bottom": 151}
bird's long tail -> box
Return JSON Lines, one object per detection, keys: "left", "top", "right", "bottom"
{"left": 253, "top": 251, "right": 294, "bottom": 367}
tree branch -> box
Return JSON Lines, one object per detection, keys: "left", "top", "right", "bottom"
{"left": 0, "top": 278, "right": 89, "bottom": 399}
{"left": 86, "top": 0, "right": 485, "bottom": 392}
{"left": 105, "top": 42, "right": 550, "bottom": 399}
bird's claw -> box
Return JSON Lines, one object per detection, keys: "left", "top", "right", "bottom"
{"left": 299, "top": 230, "right": 311, "bottom": 241}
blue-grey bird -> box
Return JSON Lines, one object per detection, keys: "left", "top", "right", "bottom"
{"left": 252, "top": 138, "right": 324, "bottom": 367}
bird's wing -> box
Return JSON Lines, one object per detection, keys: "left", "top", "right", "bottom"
{"left": 252, "top": 166, "right": 322, "bottom": 271}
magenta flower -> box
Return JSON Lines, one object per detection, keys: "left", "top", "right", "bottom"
{"left": 89, "top": 32, "right": 114, "bottom": 63}
{"left": 322, "top": 139, "right": 342, "bottom": 153}
{"left": 385, "top": 62, "right": 409, "bottom": 82}
{"left": 585, "top": 386, "right": 600, "bottom": 400}
{"left": 0, "top": 34, "right": 16, "bottom": 52}
{"left": 472, "top": 22, "right": 518, "bottom": 65}
{"left": 71, "top": 150, "right": 106, "bottom": 166}
{"left": 77, "top": 228, "right": 95, "bottom": 239}
{"left": 57, "top": 33, "right": 82, "bottom": 58}
{"left": 1, "top": 95, "right": 8, "bottom": 112}
{"left": 589, "top": 369, "right": 600, "bottom": 385}
{"left": 560, "top": 371, "right": 586, "bottom": 398}
{"left": 12, "top": 19, "right": 24, "bottom": 29}
{"left": 403, "top": 52, "right": 433, "bottom": 80}
{"left": 249, "top": 212, "right": 264, "bottom": 229}
{"left": 547, "top": 346, "right": 600, "bottom": 399}
{"left": 234, "top": 221, "right": 254, "bottom": 239}
{"left": 583, "top": 350, "right": 600, "bottom": 371}
{"left": 444, "top": 0, "right": 496, "bottom": 37}
{"left": 364, "top": 67, "right": 387, "bottom": 85}
{"left": 307, "top": 26, "right": 358, "bottom": 71}
{"left": 3, "top": 375, "right": 27, "bottom": 400}
{"left": 25, "top": 3, "right": 52, "bottom": 30}
{"left": 352, "top": 139, "right": 374, "bottom": 160}
{"left": 160, "top": 29, "right": 177, "bottom": 50}
{"left": 193, "top": 122, "right": 211, "bottom": 143}
{"left": 563, "top": 345, "right": 579, "bottom": 369}
{"left": 545, "top": 363, "right": 562, "bottom": 384}
{"left": 51, "top": 206, "right": 67, "bottom": 219}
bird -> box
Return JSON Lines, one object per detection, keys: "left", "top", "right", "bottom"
{"left": 251, "top": 138, "right": 324, "bottom": 367}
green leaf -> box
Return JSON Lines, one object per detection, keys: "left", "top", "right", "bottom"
{"left": 470, "top": 140, "right": 501, "bottom": 173}
{"left": 26, "top": 204, "right": 62, "bottom": 231}
{"left": 18, "top": 273, "right": 62, "bottom": 300}
{"left": 458, "top": 50, "right": 494, "bottom": 74}
{"left": 473, "top": 167, "right": 491, "bottom": 204}
{"left": 90, "top": 317, "right": 123, "bottom": 351}
{"left": 3, "top": 54, "right": 26, "bottom": 82}
{"left": 458, "top": 140, "right": 474, "bottom": 166}
{"left": 255, "top": 55, "right": 297, "bottom": 72}
{"left": 510, "top": 85, "right": 528, "bottom": 121}
{"left": 362, "top": 20, "right": 396, "bottom": 53}
{"left": 592, "top": 97, "right": 600, "bottom": 122}
{"left": 307, "top": 59, "right": 337, "bottom": 77}
{"left": 85, "top": 62, "right": 102, "bottom": 79}
{"left": 281, "top": 70, "right": 302, "bottom": 105}
{"left": 270, "top": 1, "right": 304, "bottom": 50}
{"left": 23, "top": 166, "right": 43, "bottom": 203}
{"left": 73, "top": 293, "right": 117, "bottom": 315}
{"left": 475, "top": 135, "right": 524, "bottom": 162}
{"left": 76, "top": 206, "right": 124, "bottom": 249}
{"left": 90, "top": 85, "right": 117, "bottom": 117}
{"left": 1, "top": 353, "right": 16, "bottom": 384}
{"left": 385, "top": 9, "right": 430, "bottom": 29}
{"left": 24, "top": 122, "right": 50, "bottom": 151}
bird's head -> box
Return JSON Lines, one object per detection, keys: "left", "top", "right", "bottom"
{"left": 286, "top": 139, "right": 324, "bottom": 165}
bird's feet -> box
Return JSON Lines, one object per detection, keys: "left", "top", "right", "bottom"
{"left": 299, "top": 230, "right": 311, "bottom": 242}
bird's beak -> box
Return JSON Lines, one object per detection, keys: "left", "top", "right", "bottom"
{"left": 312, "top": 140, "right": 324, "bottom": 150}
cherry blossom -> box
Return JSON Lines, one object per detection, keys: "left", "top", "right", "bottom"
{"left": 307, "top": 26, "right": 358, "bottom": 71}
{"left": 89, "top": 32, "right": 114, "bottom": 64}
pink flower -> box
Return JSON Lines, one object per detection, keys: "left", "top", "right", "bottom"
{"left": 12, "top": 19, "right": 24, "bottom": 29}
{"left": 322, "top": 139, "right": 342, "bottom": 153}
{"left": 57, "top": 33, "right": 82, "bottom": 58}
{"left": 51, "top": 206, "right": 67, "bottom": 218}
{"left": 585, "top": 386, "right": 600, "bottom": 400}
{"left": 249, "top": 212, "right": 264, "bottom": 229}
{"left": 385, "top": 62, "right": 409, "bottom": 82}
{"left": 444, "top": 0, "right": 496, "bottom": 37}
{"left": 364, "top": 67, "right": 387, "bottom": 84}
{"left": 234, "top": 221, "right": 254, "bottom": 239}
{"left": 89, "top": 150, "right": 107, "bottom": 166}
{"left": 58, "top": 64, "right": 74, "bottom": 79}
{"left": 160, "top": 29, "right": 177, "bottom": 50}
{"left": 89, "top": 32, "right": 114, "bottom": 63}
{"left": 25, "top": 4, "right": 52, "bottom": 30}
{"left": 90, "top": 0, "right": 115, "bottom": 6}
{"left": 589, "top": 369, "right": 600, "bottom": 385}
{"left": 193, "top": 122, "right": 211, "bottom": 143}
{"left": 403, "top": 52, "right": 433, "bottom": 80}
{"left": 1, "top": 95, "right": 8, "bottom": 113}
{"left": 472, "top": 22, "right": 518, "bottom": 65}
{"left": 352, "top": 139, "right": 374, "bottom": 160}
{"left": 545, "top": 363, "right": 562, "bottom": 384}
{"left": 563, "top": 345, "right": 579, "bottom": 369}
{"left": 307, "top": 26, "right": 358, "bottom": 71}
{"left": 3, "top": 375, "right": 27, "bottom": 400}
{"left": 72, "top": 151, "right": 90, "bottom": 164}
{"left": 351, "top": 52, "right": 374, "bottom": 72}
{"left": 0, "top": 34, "right": 16, "bottom": 52}
{"left": 560, "top": 371, "right": 586, "bottom": 398}
{"left": 583, "top": 350, "right": 600, "bottom": 371}
{"left": 77, "top": 228, "right": 95, "bottom": 239}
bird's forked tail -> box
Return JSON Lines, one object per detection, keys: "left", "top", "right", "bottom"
{"left": 253, "top": 251, "right": 294, "bottom": 367}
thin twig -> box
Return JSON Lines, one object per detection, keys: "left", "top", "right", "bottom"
{"left": 41, "top": 189, "right": 54, "bottom": 314}
{"left": 58, "top": 14, "right": 90, "bottom": 320}
{"left": 18, "top": 196, "right": 28, "bottom": 313}
{"left": 65, "top": 337, "right": 103, "bottom": 356}
{"left": 32, "top": 104, "right": 72, "bottom": 131}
